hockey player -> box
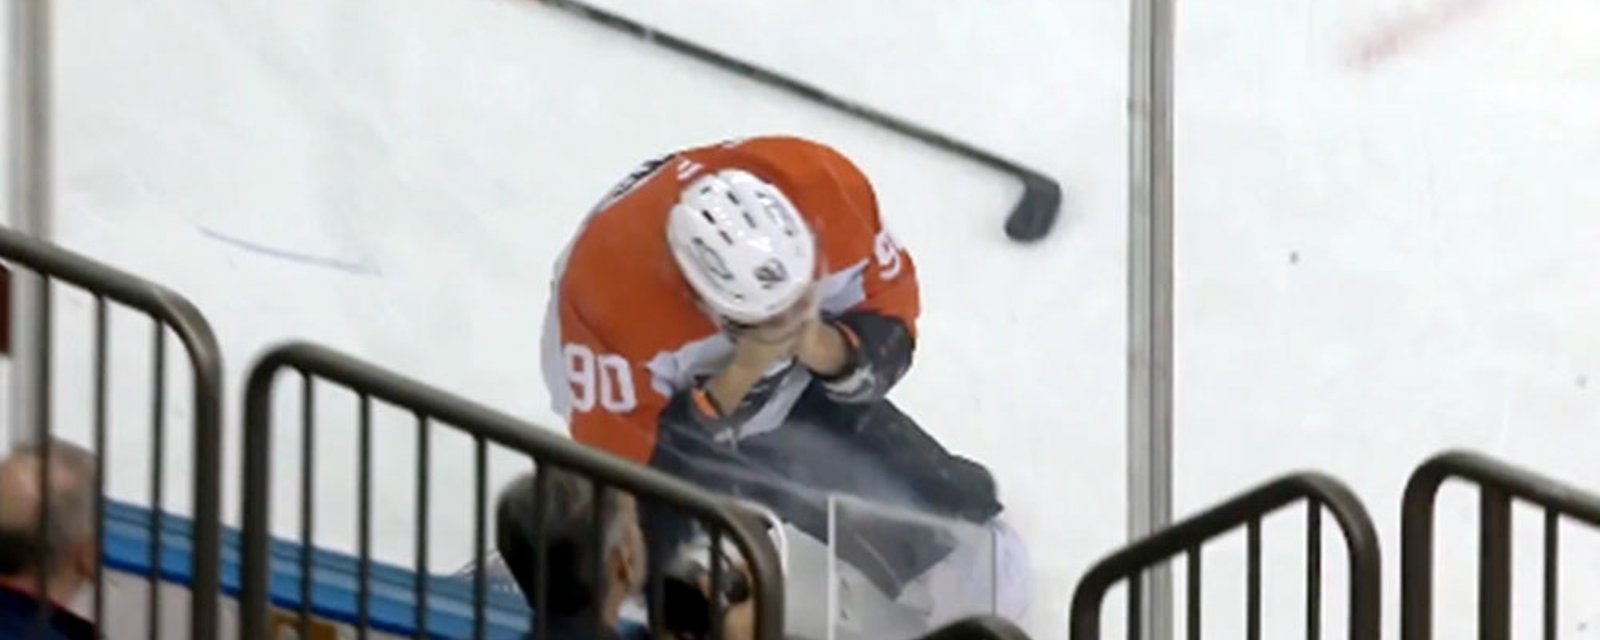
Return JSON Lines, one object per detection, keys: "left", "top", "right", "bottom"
{"left": 540, "top": 136, "right": 1022, "bottom": 614}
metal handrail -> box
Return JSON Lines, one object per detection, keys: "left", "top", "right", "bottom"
{"left": 1070, "top": 472, "right": 1381, "bottom": 639}
{"left": 0, "top": 226, "right": 224, "bottom": 640}
{"left": 1401, "top": 450, "right": 1600, "bottom": 640}
{"left": 238, "top": 341, "right": 785, "bottom": 640}
{"left": 732, "top": 498, "right": 790, "bottom": 574}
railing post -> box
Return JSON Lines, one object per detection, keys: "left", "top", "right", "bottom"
{"left": 1400, "top": 465, "right": 1439, "bottom": 640}
{"left": 240, "top": 359, "right": 277, "bottom": 640}
{"left": 7, "top": 0, "right": 52, "bottom": 447}
{"left": 1127, "top": 0, "right": 1177, "bottom": 632}
{"left": 1478, "top": 487, "right": 1512, "bottom": 640}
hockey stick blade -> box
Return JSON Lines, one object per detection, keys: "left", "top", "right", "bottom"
{"left": 1006, "top": 170, "right": 1062, "bottom": 242}
{"left": 539, "top": 0, "right": 1063, "bottom": 244}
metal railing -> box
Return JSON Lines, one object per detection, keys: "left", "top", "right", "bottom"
{"left": 1401, "top": 450, "right": 1600, "bottom": 640}
{"left": 1069, "top": 473, "right": 1381, "bottom": 639}
{"left": 238, "top": 341, "right": 785, "bottom": 640}
{"left": 0, "top": 226, "right": 223, "bottom": 639}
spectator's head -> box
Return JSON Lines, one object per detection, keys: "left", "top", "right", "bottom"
{"left": 495, "top": 466, "right": 646, "bottom": 626}
{"left": 0, "top": 439, "right": 98, "bottom": 605}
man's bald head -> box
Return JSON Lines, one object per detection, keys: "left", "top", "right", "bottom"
{"left": 0, "top": 439, "right": 97, "bottom": 579}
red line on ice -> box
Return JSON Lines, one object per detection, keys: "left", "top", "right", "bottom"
{"left": 1346, "top": 0, "right": 1490, "bottom": 70}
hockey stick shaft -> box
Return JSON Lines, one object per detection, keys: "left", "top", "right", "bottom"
{"left": 538, "top": 0, "right": 1061, "bottom": 242}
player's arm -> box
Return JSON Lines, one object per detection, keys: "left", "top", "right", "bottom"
{"left": 802, "top": 311, "right": 913, "bottom": 404}
{"left": 770, "top": 138, "right": 920, "bottom": 403}
{"left": 701, "top": 331, "right": 799, "bottom": 419}
{"left": 666, "top": 330, "right": 802, "bottom": 441}
{"left": 652, "top": 363, "right": 802, "bottom": 496}
{"left": 800, "top": 227, "right": 919, "bottom": 404}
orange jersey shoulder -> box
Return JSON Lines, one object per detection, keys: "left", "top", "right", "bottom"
{"left": 559, "top": 157, "right": 711, "bottom": 363}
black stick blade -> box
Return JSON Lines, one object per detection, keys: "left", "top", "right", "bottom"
{"left": 1006, "top": 172, "right": 1062, "bottom": 242}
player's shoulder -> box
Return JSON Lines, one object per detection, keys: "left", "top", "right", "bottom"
{"left": 556, "top": 174, "right": 714, "bottom": 356}
{"left": 556, "top": 232, "right": 714, "bottom": 358}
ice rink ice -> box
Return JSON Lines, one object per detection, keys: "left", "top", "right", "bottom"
{"left": 12, "top": 0, "right": 1599, "bottom": 637}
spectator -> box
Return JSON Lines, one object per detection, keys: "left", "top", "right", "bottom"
{"left": 495, "top": 466, "right": 755, "bottom": 640}
{"left": 0, "top": 439, "right": 98, "bottom": 640}
{"left": 496, "top": 466, "right": 650, "bottom": 640}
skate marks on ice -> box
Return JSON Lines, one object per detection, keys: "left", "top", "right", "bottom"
{"left": 1345, "top": 0, "right": 1492, "bottom": 70}
{"left": 197, "top": 225, "right": 381, "bottom": 276}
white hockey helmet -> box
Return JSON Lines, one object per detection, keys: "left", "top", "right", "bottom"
{"left": 667, "top": 169, "right": 817, "bottom": 325}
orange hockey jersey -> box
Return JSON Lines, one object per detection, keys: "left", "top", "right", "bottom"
{"left": 540, "top": 137, "right": 920, "bottom": 464}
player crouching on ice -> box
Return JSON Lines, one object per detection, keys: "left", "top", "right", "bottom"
{"left": 540, "top": 136, "right": 1030, "bottom": 623}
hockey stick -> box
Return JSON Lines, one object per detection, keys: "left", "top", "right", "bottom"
{"left": 538, "top": 0, "right": 1063, "bottom": 243}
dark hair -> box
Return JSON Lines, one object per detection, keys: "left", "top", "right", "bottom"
{"left": 494, "top": 466, "right": 631, "bottom": 616}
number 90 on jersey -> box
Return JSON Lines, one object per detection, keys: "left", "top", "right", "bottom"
{"left": 563, "top": 344, "right": 639, "bottom": 414}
